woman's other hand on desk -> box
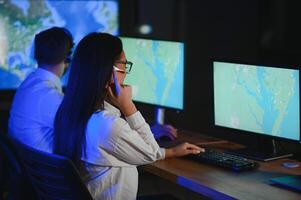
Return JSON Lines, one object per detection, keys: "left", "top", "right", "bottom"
{"left": 165, "top": 142, "right": 205, "bottom": 158}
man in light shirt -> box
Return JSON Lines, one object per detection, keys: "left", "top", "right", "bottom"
{"left": 9, "top": 27, "right": 74, "bottom": 152}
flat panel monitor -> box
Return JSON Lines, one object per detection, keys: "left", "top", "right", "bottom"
{"left": 0, "top": 0, "right": 119, "bottom": 89}
{"left": 213, "top": 61, "right": 300, "bottom": 142}
{"left": 121, "top": 37, "right": 184, "bottom": 110}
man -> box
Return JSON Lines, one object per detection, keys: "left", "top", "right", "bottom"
{"left": 9, "top": 27, "right": 74, "bottom": 152}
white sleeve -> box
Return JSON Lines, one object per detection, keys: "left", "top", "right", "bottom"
{"left": 109, "top": 111, "right": 165, "bottom": 166}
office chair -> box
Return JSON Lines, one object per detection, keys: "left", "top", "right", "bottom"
{"left": 11, "top": 139, "right": 93, "bottom": 200}
{"left": 0, "top": 133, "right": 37, "bottom": 200}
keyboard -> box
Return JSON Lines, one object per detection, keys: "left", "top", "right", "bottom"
{"left": 188, "top": 148, "right": 259, "bottom": 171}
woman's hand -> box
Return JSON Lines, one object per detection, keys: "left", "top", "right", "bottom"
{"left": 107, "top": 83, "right": 137, "bottom": 117}
{"left": 165, "top": 142, "right": 205, "bottom": 158}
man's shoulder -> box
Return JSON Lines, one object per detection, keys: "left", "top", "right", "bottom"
{"left": 19, "top": 69, "right": 61, "bottom": 89}
{"left": 13, "top": 76, "right": 63, "bottom": 108}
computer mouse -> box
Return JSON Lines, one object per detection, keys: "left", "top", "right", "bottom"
{"left": 282, "top": 162, "right": 300, "bottom": 168}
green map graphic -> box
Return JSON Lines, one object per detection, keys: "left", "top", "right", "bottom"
{"left": 121, "top": 37, "right": 184, "bottom": 109}
{"left": 0, "top": 0, "right": 118, "bottom": 89}
{"left": 214, "top": 62, "right": 300, "bottom": 140}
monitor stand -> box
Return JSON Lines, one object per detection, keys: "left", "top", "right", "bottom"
{"left": 155, "top": 107, "right": 165, "bottom": 125}
{"left": 227, "top": 139, "right": 293, "bottom": 161}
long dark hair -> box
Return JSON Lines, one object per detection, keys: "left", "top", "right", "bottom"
{"left": 53, "top": 33, "right": 123, "bottom": 167}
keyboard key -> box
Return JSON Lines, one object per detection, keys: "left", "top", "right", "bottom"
{"left": 187, "top": 148, "right": 259, "bottom": 171}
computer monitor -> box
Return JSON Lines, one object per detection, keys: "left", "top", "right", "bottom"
{"left": 213, "top": 60, "right": 300, "bottom": 160}
{"left": 0, "top": 0, "right": 119, "bottom": 90}
{"left": 121, "top": 37, "right": 184, "bottom": 115}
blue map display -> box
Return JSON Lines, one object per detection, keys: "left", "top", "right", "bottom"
{"left": 121, "top": 37, "right": 184, "bottom": 110}
{"left": 214, "top": 61, "right": 300, "bottom": 141}
{"left": 0, "top": 0, "right": 118, "bottom": 89}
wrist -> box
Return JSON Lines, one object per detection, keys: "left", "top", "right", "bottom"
{"left": 120, "top": 102, "right": 137, "bottom": 117}
{"left": 165, "top": 148, "right": 175, "bottom": 158}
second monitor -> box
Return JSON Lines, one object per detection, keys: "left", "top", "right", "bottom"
{"left": 213, "top": 61, "right": 300, "bottom": 160}
{"left": 121, "top": 37, "right": 184, "bottom": 110}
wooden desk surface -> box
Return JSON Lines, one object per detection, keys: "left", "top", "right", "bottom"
{"left": 143, "top": 131, "right": 301, "bottom": 200}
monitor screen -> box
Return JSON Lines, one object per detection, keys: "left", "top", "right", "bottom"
{"left": 213, "top": 61, "right": 300, "bottom": 141}
{"left": 121, "top": 37, "right": 184, "bottom": 110}
{"left": 0, "top": 0, "right": 118, "bottom": 89}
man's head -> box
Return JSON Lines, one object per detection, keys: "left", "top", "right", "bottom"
{"left": 34, "top": 27, "right": 74, "bottom": 75}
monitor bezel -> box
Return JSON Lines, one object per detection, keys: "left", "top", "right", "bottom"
{"left": 212, "top": 59, "right": 301, "bottom": 143}
{"left": 119, "top": 35, "right": 185, "bottom": 111}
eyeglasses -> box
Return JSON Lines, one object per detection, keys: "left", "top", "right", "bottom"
{"left": 114, "top": 60, "right": 133, "bottom": 74}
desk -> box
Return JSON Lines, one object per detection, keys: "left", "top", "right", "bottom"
{"left": 143, "top": 131, "right": 301, "bottom": 200}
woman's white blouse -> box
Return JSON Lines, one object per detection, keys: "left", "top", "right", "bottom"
{"left": 81, "top": 101, "right": 165, "bottom": 200}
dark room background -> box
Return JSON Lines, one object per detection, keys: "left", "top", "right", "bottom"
{"left": 119, "top": 0, "right": 301, "bottom": 157}
{"left": 1, "top": 0, "right": 301, "bottom": 157}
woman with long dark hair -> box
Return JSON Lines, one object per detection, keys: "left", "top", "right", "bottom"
{"left": 53, "top": 33, "right": 203, "bottom": 200}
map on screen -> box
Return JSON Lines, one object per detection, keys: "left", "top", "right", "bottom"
{"left": 121, "top": 37, "right": 184, "bottom": 110}
{"left": 214, "top": 61, "right": 300, "bottom": 141}
{"left": 0, "top": 0, "right": 118, "bottom": 89}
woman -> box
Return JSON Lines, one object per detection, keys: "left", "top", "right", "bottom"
{"left": 53, "top": 33, "right": 203, "bottom": 200}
